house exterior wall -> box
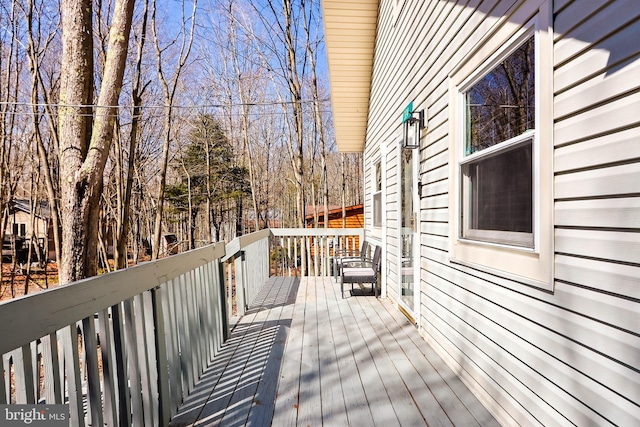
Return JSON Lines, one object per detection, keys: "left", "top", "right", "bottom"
{"left": 363, "top": 0, "right": 640, "bottom": 425}
{"left": 5, "top": 211, "right": 48, "bottom": 241}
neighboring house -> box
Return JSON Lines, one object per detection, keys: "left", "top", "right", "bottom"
{"left": 323, "top": 1, "right": 639, "bottom": 426}
{"left": 305, "top": 204, "right": 364, "bottom": 228}
{"left": 305, "top": 204, "right": 364, "bottom": 257}
{"left": 4, "top": 199, "right": 54, "bottom": 262}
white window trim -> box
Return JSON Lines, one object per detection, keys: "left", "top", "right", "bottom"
{"left": 373, "top": 159, "right": 383, "bottom": 228}
{"left": 448, "top": 0, "right": 554, "bottom": 291}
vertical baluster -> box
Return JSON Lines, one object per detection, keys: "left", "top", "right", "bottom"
{"left": 185, "top": 271, "right": 197, "bottom": 388}
{"left": 306, "top": 236, "right": 312, "bottom": 277}
{"left": 187, "top": 270, "right": 201, "bottom": 383}
{"left": 60, "top": 324, "right": 85, "bottom": 427}
{"left": 81, "top": 316, "right": 103, "bottom": 427}
{"left": 312, "top": 236, "right": 318, "bottom": 276}
{"left": 324, "top": 236, "right": 330, "bottom": 276}
{"left": 141, "top": 291, "right": 159, "bottom": 426}
{"left": 184, "top": 271, "right": 196, "bottom": 382}
{"left": 277, "top": 238, "right": 283, "bottom": 276}
{"left": 41, "top": 333, "right": 62, "bottom": 404}
{"left": 31, "top": 342, "right": 39, "bottom": 402}
{"left": 97, "top": 308, "right": 117, "bottom": 425}
{"left": 12, "top": 345, "right": 35, "bottom": 404}
{"left": 133, "top": 293, "right": 154, "bottom": 426}
{"left": 234, "top": 254, "right": 245, "bottom": 316}
{"left": 164, "top": 279, "right": 183, "bottom": 413}
{"left": 202, "top": 262, "right": 215, "bottom": 361}
{"left": 111, "top": 302, "right": 131, "bottom": 426}
{"left": 177, "top": 274, "right": 194, "bottom": 393}
{"left": 152, "top": 285, "right": 172, "bottom": 426}
{"left": 123, "top": 298, "right": 144, "bottom": 426}
{"left": 216, "top": 259, "right": 229, "bottom": 343}
{"left": 286, "top": 237, "right": 292, "bottom": 277}
{"left": 0, "top": 353, "right": 7, "bottom": 403}
{"left": 294, "top": 237, "right": 299, "bottom": 274}
{"left": 226, "top": 261, "right": 233, "bottom": 320}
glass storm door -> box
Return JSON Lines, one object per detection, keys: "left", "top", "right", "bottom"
{"left": 400, "top": 147, "right": 419, "bottom": 320}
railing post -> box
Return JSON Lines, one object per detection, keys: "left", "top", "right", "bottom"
{"left": 152, "top": 286, "right": 172, "bottom": 427}
{"left": 235, "top": 251, "right": 246, "bottom": 316}
{"left": 218, "top": 260, "right": 230, "bottom": 341}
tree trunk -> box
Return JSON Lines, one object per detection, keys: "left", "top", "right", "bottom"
{"left": 58, "top": 0, "right": 135, "bottom": 284}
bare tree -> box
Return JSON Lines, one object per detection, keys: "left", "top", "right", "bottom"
{"left": 113, "top": 0, "right": 150, "bottom": 269}
{"left": 301, "top": 0, "right": 330, "bottom": 226}
{"left": 0, "top": 0, "right": 18, "bottom": 289}
{"left": 22, "top": 0, "right": 62, "bottom": 268}
{"left": 150, "top": 0, "right": 197, "bottom": 259}
{"left": 57, "top": 0, "right": 135, "bottom": 284}
{"left": 227, "top": 2, "right": 263, "bottom": 232}
{"left": 0, "top": 0, "right": 28, "bottom": 296}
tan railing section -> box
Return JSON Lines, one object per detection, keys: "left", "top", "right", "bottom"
{"left": 0, "top": 227, "right": 364, "bottom": 426}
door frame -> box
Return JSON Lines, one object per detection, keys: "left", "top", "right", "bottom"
{"left": 397, "top": 143, "right": 421, "bottom": 325}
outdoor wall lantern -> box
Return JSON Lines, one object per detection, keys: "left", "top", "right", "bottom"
{"left": 402, "top": 104, "right": 424, "bottom": 149}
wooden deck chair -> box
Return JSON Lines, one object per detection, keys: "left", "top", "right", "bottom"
{"left": 340, "top": 245, "right": 382, "bottom": 298}
{"left": 333, "top": 240, "right": 369, "bottom": 280}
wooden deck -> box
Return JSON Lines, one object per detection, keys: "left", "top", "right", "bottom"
{"left": 169, "top": 276, "right": 500, "bottom": 426}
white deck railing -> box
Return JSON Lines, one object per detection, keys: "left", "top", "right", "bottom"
{"left": 0, "top": 227, "right": 364, "bottom": 426}
{"left": 271, "top": 227, "right": 364, "bottom": 277}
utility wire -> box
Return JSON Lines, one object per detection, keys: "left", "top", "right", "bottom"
{"left": 0, "top": 98, "right": 332, "bottom": 118}
{"left": 0, "top": 97, "right": 331, "bottom": 110}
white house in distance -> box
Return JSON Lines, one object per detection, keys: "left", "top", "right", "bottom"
{"left": 3, "top": 199, "right": 54, "bottom": 261}
{"left": 322, "top": 1, "right": 639, "bottom": 426}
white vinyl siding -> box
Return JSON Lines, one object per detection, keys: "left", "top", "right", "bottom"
{"left": 362, "top": 0, "right": 640, "bottom": 425}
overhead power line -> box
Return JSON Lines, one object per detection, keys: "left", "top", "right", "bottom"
{"left": 0, "top": 98, "right": 331, "bottom": 110}
{"left": 0, "top": 98, "right": 333, "bottom": 119}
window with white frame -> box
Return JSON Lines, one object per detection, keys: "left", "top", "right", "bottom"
{"left": 461, "top": 35, "right": 535, "bottom": 248}
{"left": 449, "top": 2, "right": 554, "bottom": 290}
{"left": 373, "top": 161, "right": 382, "bottom": 227}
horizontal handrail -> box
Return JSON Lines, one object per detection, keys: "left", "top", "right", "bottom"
{"left": 271, "top": 227, "right": 364, "bottom": 238}
{"left": 221, "top": 228, "right": 271, "bottom": 262}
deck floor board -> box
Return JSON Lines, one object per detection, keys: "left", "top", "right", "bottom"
{"left": 170, "top": 276, "right": 499, "bottom": 426}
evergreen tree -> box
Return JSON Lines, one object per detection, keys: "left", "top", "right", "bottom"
{"left": 166, "top": 114, "right": 249, "bottom": 247}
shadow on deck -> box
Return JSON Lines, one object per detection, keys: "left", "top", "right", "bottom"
{"left": 170, "top": 276, "right": 499, "bottom": 427}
